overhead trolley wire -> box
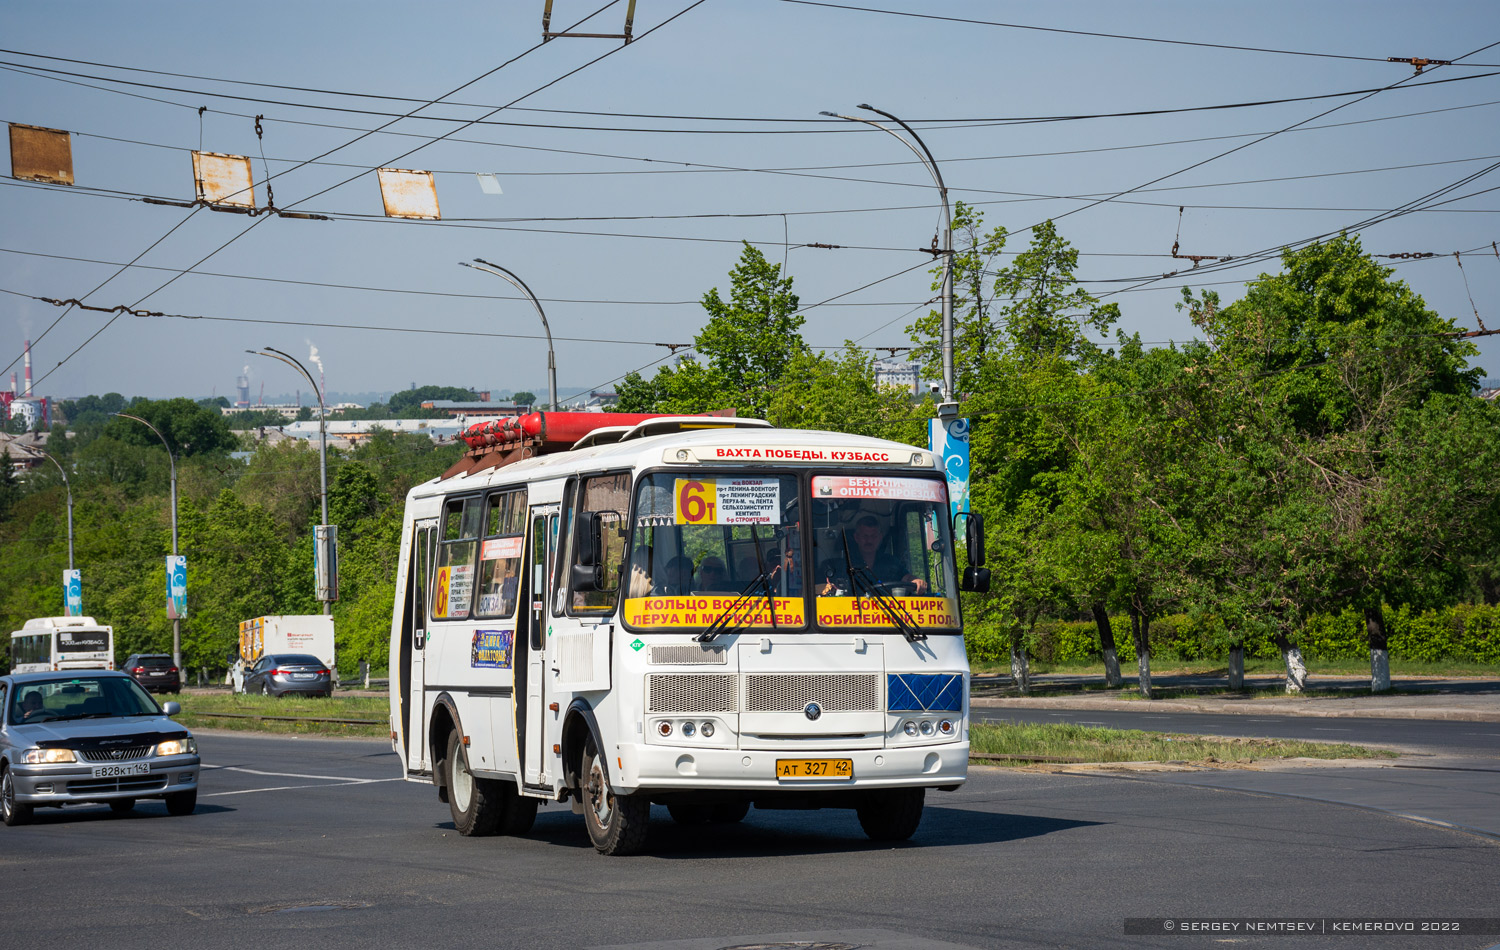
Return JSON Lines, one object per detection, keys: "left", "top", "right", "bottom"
{"left": 777, "top": 0, "right": 1500, "bottom": 67}
{"left": 4, "top": 54, "right": 1500, "bottom": 131}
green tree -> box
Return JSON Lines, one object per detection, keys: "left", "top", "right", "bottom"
{"left": 512, "top": 391, "right": 537, "bottom": 406}
{"left": 104, "top": 397, "right": 237, "bottom": 457}
{"left": 617, "top": 243, "right": 804, "bottom": 418}
{"left": 387, "top": 385, "right": 477, "bottom": 416}
{"left": 765, "top": 344, "right": 926, "bottom": 443}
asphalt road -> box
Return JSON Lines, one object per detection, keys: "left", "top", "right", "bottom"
{"left": 971, "top": 707, "right": 1500, "bottom": 759}
{"left": 3, "top": 731, "right": 1498, "bottom": 950}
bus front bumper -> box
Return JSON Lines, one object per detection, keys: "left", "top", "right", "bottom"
{"left": 614, "top": 741, "right": 968, "bottom": 795}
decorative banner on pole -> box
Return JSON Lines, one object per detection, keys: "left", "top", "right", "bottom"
{"left": 191, "top": 151, "right": 256, "bottom": 208}
{"left": 9, "top": 124, "right": 74, "bottom": 185}
{"left": 929, "top": 418, "right": 970, "bottom": 525}
{"left": 63, "top": 569, "right": 82, "bottom": 617}
{"left": 377, "top": 168, "right": 441, "bottom": 219}
{"left": 165, "top": 555, "right": 188, "bottom": 619}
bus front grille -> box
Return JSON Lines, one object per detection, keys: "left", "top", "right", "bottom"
{"left": 647, "top": 674, "right": 737, "bottom": 713}
{"left": 744, "top": 674, "right": 879, "bottom": 712}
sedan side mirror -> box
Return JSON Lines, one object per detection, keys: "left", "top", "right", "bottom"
{"left": 162, "top": 701, "right": 182, "bottom": 716}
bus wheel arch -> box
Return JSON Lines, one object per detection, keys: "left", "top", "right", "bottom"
{"left": 560, "top": 700, "right": 603, "bottom": 797}
{"left": 428, "top": 694, "right": 462, "bottom": 803}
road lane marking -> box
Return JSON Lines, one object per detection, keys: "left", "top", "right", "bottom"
{"left": 199, "top": 764, "right": 403, "bottom": 797}
{"left": 206, "top": 779, "right": 401, "bottom": 798}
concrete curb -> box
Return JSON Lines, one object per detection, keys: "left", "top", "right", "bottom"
{"left": 970, "top": 694, "right": 1500, "bottom": 722}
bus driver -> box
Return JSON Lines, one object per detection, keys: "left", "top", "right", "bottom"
{"left": 818, "top": 515, "right": 928, "bottom": 596}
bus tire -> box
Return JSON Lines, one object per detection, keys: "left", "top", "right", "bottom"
{"left": 856, "top": 788, "right": 924, "bottom": 841}
{"left": 2, "top": 767, "right": 33, "bottom": 827}
{"left": 581, "top": 736, "right": 649, "bottom": 855}
{"left": 445, "top": 732, "right": 502, "bottom": 836}
{"left": 499, "top": 786, "right": 538, "bottom": 836}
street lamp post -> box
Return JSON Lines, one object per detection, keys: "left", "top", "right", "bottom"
{"left": 249, "top": 347, "right": 330, "bottom": 616}
{"left": 39, "top": 451, "right": 73, "bottom": 571}
{"left": 821, "top": 104, "right": 956, "bottom": 418}
{"left": 115, "top": 412, "right": 180, "bottom": 667}
{"left": 460, "top": 259, "right": 558, "bottom": 410}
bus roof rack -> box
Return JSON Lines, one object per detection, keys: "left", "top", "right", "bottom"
{"left": 445, "top": 410, "right": 755, "bottom": 477}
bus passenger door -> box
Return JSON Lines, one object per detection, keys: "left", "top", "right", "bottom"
{"left": 403, "top": 519, "right": 437, "bottom": 772}
{"left": 523, "top": 507, "right": 558, "bottom": 786}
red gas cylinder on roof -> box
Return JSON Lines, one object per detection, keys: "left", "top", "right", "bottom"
{"left": 460, "top": 411, "right": 686, "bottom": 450}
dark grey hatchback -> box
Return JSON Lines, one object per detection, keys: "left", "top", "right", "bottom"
{"left": 1, "top": 671, "right": 200, "bottom": 825}
{"left": 243, "top": 654, "right": 332, "bottom": 698}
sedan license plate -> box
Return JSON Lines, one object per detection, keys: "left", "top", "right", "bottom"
{"left": 775, "top": 758, "right": 853, "bottom": 780}
{"left": 91, "top": 763, "right": 150, "bottom": 779}
{"left": 291, "top": 673, "right": 316, "bottom": 680}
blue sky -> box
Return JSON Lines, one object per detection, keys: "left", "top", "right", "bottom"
{"left": 3, "top": 0, "right": 1497, "bottom": 403}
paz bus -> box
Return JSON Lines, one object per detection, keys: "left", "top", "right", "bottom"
{"left": 9, "top": 616, "right": 116, "bottom": 673}
{"left": 388, "top": 412, "right": 989, "bottom": 855}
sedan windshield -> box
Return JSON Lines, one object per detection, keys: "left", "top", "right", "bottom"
{"left": 9, "top": 676, "right": 161, "bottom": 724}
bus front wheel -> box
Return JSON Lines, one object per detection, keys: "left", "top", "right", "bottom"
{"left": 580, "top": 736, "right": 649, "bottom": 855}
{"left": 446, "top": 731, "right": 502, "bottom": 836}
{"left": 856, "top": 788, "right": 924, "bottom": 841}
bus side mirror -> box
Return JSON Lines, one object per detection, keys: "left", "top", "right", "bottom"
{"left": 963, "top": 511, "right": 986, "bottom": 567}
{"left": 571, "top": 511, "right": 603, "bottom": 591}
{"left": 961, "top": 566, "right": 991, "bottom": 593}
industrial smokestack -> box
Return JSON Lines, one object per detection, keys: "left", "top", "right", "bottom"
{"left": 8, "top": 372, "right": 15, "bottom": 395}
{"left": 24, "top": 339, "right": 32, "bottom": 397}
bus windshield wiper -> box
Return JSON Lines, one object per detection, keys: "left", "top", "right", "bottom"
{"left": 839, "top": 529, "right": 926, "bottom": 643}
{"left": 697, "top": 527, "right": 778, "bottom": 643}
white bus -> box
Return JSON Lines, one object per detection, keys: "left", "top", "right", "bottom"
{"left": 388, "top": 412, "right": 989, "bottom": 855}
{"left": 9, "top": 616, "right": 116, "bottom": 673}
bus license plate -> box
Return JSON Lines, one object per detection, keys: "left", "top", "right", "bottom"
{"left": 775, "top": 758, "right": 853, "bottom": 780}
{"left": 91, "top": 763, "right": 150, "bottom": 779}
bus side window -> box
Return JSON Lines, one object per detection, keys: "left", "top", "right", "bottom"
{"left": 569, "top": 472, "right": 630, "bottom": 615}
{"left": 433, "top": 496, "right": 482, "bottom": 620}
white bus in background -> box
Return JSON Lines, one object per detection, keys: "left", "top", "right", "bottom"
{"left": 389, "top": 412, "right": 989, "bottom": 855}
{"left": 9, "top": 616, "right": 116, "bottom": 673}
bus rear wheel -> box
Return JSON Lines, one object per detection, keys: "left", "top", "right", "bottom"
{"left": 856, "top": 788, "right": 924, "bottom": 841}
{"left": 581, "top": 736, "right": 649, "bottom": 855}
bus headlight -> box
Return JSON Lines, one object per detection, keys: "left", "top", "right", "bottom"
{"left": 699, "top": 721, "right": 715, "bottom": 738}
{"left": 22, "top": 748, "right": 76, "bottom": 764}
{"left": 902, "top": 721, "right": 919, "bottom": 737}
{"left": 680, "top": 721, "right": 696, "bottom": 738}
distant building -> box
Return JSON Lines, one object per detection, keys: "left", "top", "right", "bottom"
{"left": 421, "top": 400, "right": 528, "bottom": 419}
{"left": 0, "top": 432, "right": 46, "bottom": 472}
{"left": 239, "top": 418, "right": 464, "bottom": 449}
{"left": 1480, "top": 387, "right": 1499, "bottom": 402}
{"left": 874, "top": 360, "right": 919, "bottom": 394}
{"left": 561, "top": 391, "right": 619, "bottom": 411}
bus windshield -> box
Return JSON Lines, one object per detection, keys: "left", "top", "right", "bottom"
{"left": 621, "top": 471, "right": 959, "bottom": 634}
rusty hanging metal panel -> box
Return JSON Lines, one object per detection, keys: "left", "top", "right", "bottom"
{"left": 9, "top": 124, "right": 74, "bottom": 185}
{"left": 377, "top": 168, "right": 441, "bottom": 220}
{"left": 191, "top": 151, "right": 256, "bottom": 208}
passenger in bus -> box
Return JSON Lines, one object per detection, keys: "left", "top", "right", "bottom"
{"left": 817, "top": 515, "right": 928, "bottom": 596}
{"left": 697, "top": 556, "right": 732, "bottom": 592}
{"left": 655, "top": 556, "right": 695, "bottom": 595}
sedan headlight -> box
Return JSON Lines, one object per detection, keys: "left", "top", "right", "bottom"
{"left": 21, "top": 748, "right": 76, "bottom": 764}
{"left": 155, "top": 737, "right": 197, "bottom": 756}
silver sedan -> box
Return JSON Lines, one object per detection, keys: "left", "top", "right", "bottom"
{"left": 1, "top": 670, "right": 201, "bottom": 825}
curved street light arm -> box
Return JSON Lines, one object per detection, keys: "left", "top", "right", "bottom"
{"left": 462, "top": 258, "right": 559, "bottom": 410}
{"left": 822, "top": 106, "right": 956, "bottom": 410}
